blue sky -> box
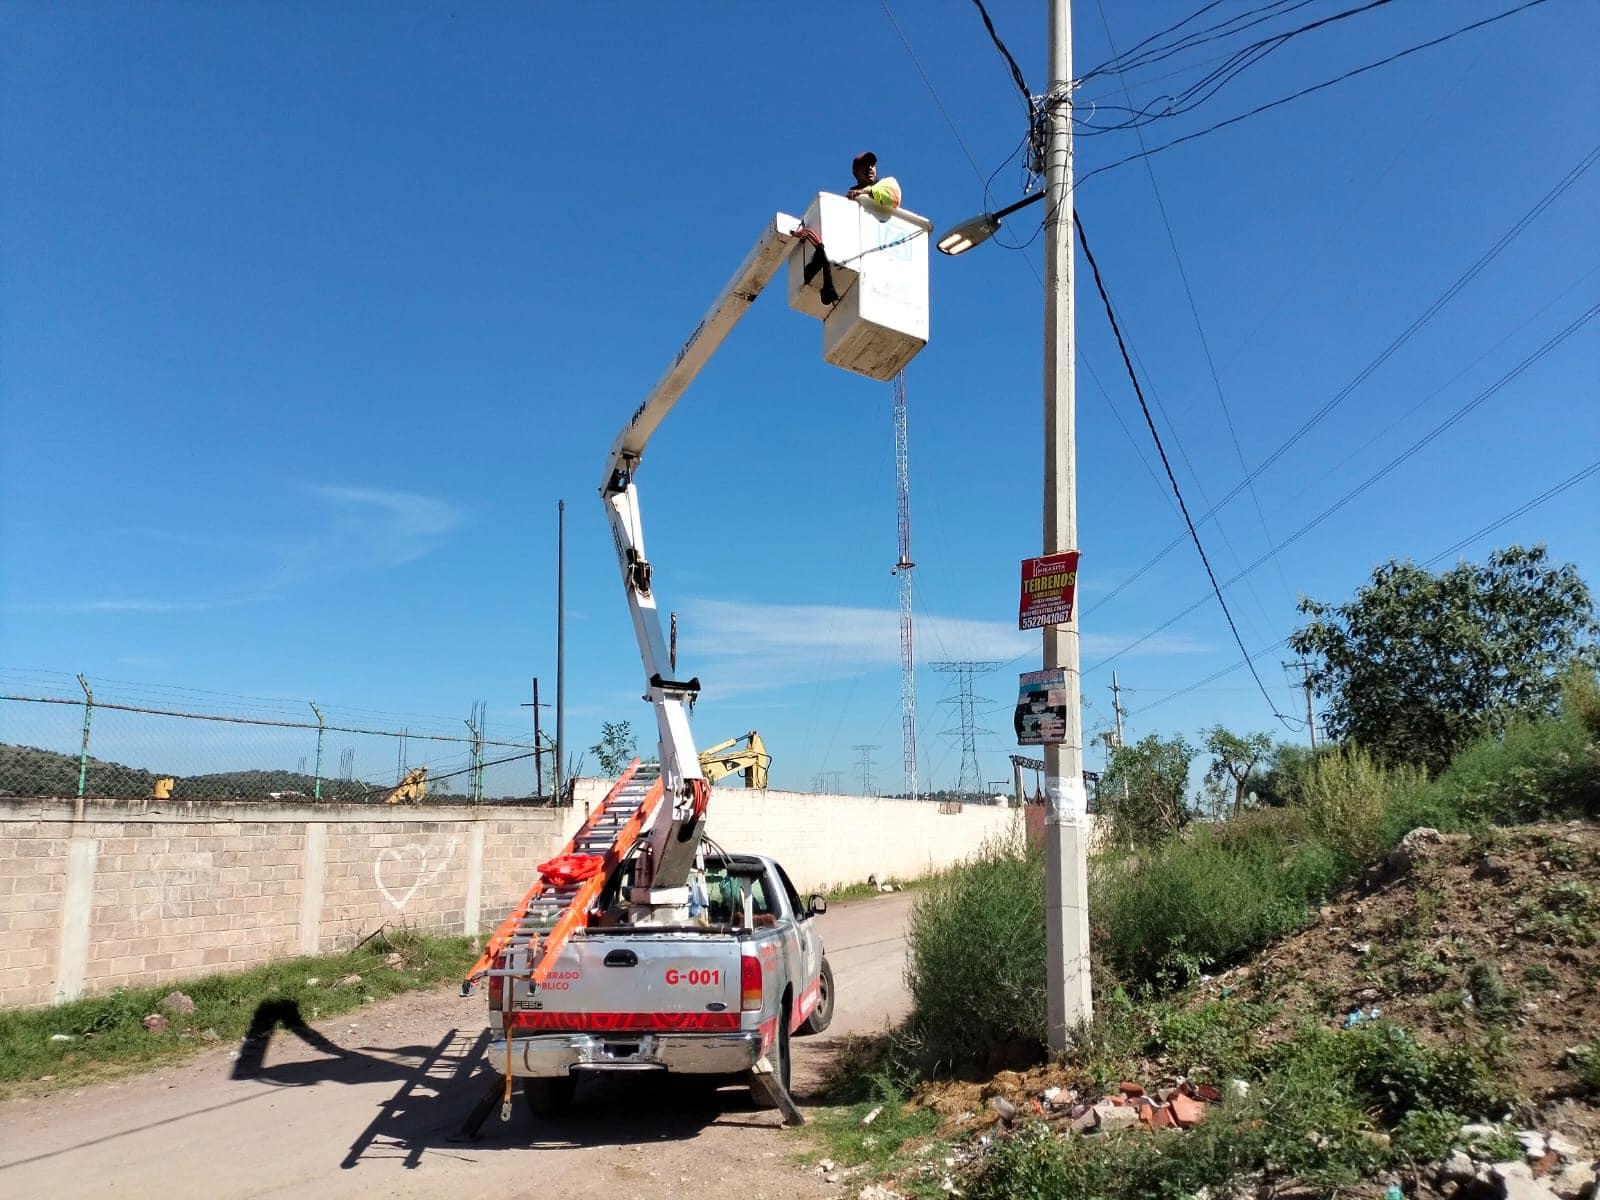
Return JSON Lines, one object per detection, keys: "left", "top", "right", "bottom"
{"left": 3, "top": 1, "right": 1596, "bottom": 796}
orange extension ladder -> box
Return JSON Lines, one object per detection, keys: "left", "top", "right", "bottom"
{"left": 464, "top": 759, "right": 665, "bottom": 992}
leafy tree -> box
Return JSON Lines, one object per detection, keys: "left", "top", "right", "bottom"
{"left": 1290, "top": 545, "right": 1599, "bottom": 773}
{"left": 1202, "top": 726, "right": 1274, "bottom": 819}
{"left": 1098, "top": 733, "right": 1196, "bottom": 847}
{"left": 1250, "top": 742, "right": 1323, "bottom": 808}
{"left": 589, "top": 720, "right": 639, "bottom": 776}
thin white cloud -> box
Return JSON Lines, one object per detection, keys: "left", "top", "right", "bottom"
{"left": 29, "top": 596, "right": 253, "bottom": 614}
{"left": 679, "top": 598, "right": 1208, "bottom": 695}
{"left": 13, "top": 485, "right": 468, "bottom": 615}
{"left": 302, "top": 483, "right": 467, "bottom": 550}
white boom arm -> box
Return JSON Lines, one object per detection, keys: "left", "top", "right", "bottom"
{"left": 599, "top": 212, "right": 803, "bottom": 896}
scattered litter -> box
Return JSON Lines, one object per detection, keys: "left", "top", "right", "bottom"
{"left": 1342, "top": 1006, "right": 1381, "bottom": 1027}
{"left": 49, "top": 1033, "right": 73, "bottom": 1042}
{"left": 305, "top": 976, "right": 321, "bottom": 987}
{"left": 860, "top": 1105, "right": 883, "bottom": 1126}
{"left": 1515, "top": 1130, "right": 1547, "bottom": 1160}
{"left": 988, "top": 1096, "right": 1017, "bottom": 1122}
{"left": 1384, "top": 1186, "right": 1403, "bottom": 1200}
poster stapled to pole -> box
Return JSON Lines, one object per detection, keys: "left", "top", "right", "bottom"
{"left": 1015, "top": 668, "right": 1068, "bottom": 746}
{"left": 1018, "top": 551, "right": 1081, "bottom": 630}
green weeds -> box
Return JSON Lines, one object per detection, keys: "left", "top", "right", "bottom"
{"left": 812, "top": 1078, "right": 943, "bottom": 1176}
{"left": 0, "top": 928, "right": 476, "bottom": 1096}
{"left": 965, "top": 1018, "right": 1510, "bottom": 1199}
{"left": 901, "top": 834, "right": 1048, "bottom": 1070}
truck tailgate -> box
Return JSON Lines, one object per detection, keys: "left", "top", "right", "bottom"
{"left": 512, "top": 933, "right": 741, "bottom": 1027}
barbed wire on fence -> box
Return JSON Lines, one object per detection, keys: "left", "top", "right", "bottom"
{"left": 0, "top": 672, "right": 559, "bottom": 806}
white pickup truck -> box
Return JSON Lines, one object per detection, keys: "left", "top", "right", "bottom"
{"left": 488, "top": 850, "right": 834, "bottom": 1117}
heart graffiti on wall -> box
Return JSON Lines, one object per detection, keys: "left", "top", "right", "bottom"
{"left": 374, "top": 837, "right": 459, "bottom": 911}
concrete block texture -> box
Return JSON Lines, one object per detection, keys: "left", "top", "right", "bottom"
{"left": 1, "top": 786, "right": 1011, "bottom": 1008}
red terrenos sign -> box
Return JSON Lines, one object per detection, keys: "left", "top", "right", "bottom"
{"left": 1018, "top": 551, "right": 1081, "bottom": 630}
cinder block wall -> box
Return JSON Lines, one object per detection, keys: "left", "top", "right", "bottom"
{"left": 0, "top": 798, "right": 578, "bottom": 1009}
{"left": 2, "top": 784, "right": 1024, "bottom": 1009}
{"left": 571, "top": 779, "right": 1021, "bottom": 893}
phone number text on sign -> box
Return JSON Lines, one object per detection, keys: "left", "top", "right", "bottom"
{"left": 1019, "top": 551, "right": 1081, "bottom": 630}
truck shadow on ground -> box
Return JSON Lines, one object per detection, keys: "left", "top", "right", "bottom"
{"left": 228, "top": 1000, "right": 787, "bottom": 1171}
{"left": 518, "top": 1075, "right": 787, "bottom": 1152}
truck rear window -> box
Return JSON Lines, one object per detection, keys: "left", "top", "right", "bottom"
{"left": 703, "top": 867, "right": 774, "bottom": 926}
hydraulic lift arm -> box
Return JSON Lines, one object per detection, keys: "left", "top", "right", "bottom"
{"left": 599, "top": 213, "right": 804, "bottom": 898}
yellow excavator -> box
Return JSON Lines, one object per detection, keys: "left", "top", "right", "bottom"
{"left": 386, "top": 766, "right": 428, "bottom": 804}
{"left": 696, "top": 731, "right": 770, "bottom": 789}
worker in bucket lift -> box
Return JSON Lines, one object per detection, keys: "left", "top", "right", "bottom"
{"left": 847, "top": 151, "right": 902, "bottom": 211}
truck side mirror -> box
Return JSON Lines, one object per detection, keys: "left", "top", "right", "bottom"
{"left": 807, "top": 894, "right": 828, "bottom": 917}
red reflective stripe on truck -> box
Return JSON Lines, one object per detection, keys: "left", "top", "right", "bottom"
{"left": 792, "top": 978, "right": 820, "bottom": 1031}
{"left": 506, "top": 1011, "right": 741, "bottom": 1032}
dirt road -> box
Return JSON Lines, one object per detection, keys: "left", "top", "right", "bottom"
{"left": 0, "top": 891, "right": 913, "bottom": 1200}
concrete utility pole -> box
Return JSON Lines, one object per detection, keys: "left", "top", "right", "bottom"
{"left": 1110, "top": 671, "right": 1125, "bottom": 749}
{"left": 1290, "top": 660, "right": 1318, "bottom": 749}
{"left": 556, "top": 500, "right": 567, "bottom": 800}
{"left": 1042, "top": 0, "right": 1093, "bottom": 1050}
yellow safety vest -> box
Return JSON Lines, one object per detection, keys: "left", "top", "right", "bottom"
{"left": 862, "top": 177, "right": 902, "bottom": 211}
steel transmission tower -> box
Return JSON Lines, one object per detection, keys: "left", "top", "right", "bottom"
{"left": 852, "top": 744, "right": 878, "bottom": 795}
{"left": 891, "top": 371, "right": 918, "bottom": 802}
{"left": 931, "top": 661, "right": 1002, "bottom": 796}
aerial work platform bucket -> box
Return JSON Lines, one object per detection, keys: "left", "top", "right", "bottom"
{"left": 786, "top": 192, "right": 931, "bottom": 382}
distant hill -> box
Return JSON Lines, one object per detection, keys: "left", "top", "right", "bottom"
{"left": 0, "top": 743, "right": 490, "bottom": 804}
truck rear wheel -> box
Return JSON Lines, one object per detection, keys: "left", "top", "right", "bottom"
{"left": 521, "top": 1075, "right": 577, "bottom": 1119}
{"left": 797, "top": 958, "right": 834, "bottom": 1035}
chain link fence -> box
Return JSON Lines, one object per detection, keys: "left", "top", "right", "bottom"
{"left": 0, "top": 669, "right": 557, "bottom": 805}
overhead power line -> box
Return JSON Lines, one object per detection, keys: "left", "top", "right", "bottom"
{"left": 877, "top": 0, "right": 986, "bottom": 183}
{"left": 1076, "top": 0, "right": 1402, "bottom": 134}
{"left": 1131, "top": 457, "right": 1600, "bottom": 717}
{"left": 1423, "top": 459, "right": 1600, "bottom": 568}
{"left": 1074, "top": 212, "right": 1295, "bottom": 727}
{"left": 1092, "top": 301, "right": 1600, "bottom": 672}
{"left": 1080, "top": 0, "right": 1314, "bottom": 84}
{"left": 968, "top": 0, "right": 1034, "bottom": 109}
{"left": 1072, "top": 0, "right": 1553, "bottom": 191}
{"left": 1091, "top": 139, "right": 1600, "bottom": 614}
{"left": 1092, "top": 0, "right": 1296, "bottom": 613}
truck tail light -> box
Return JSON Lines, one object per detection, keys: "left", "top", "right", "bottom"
{"left": 740, "top": 954, "right": 763, "bottom": 1011}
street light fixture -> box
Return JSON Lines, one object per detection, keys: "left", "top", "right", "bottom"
{"left": 935, "top": 190, "right": 1045, "bottom": 256}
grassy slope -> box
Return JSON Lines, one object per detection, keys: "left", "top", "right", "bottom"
{"left": 0, "top": 928, "right": 476, "bottom": 1098}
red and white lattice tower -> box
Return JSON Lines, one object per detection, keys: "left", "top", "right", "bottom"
{"left": 891, "top": 371, "right": 918, "bottom": 802}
